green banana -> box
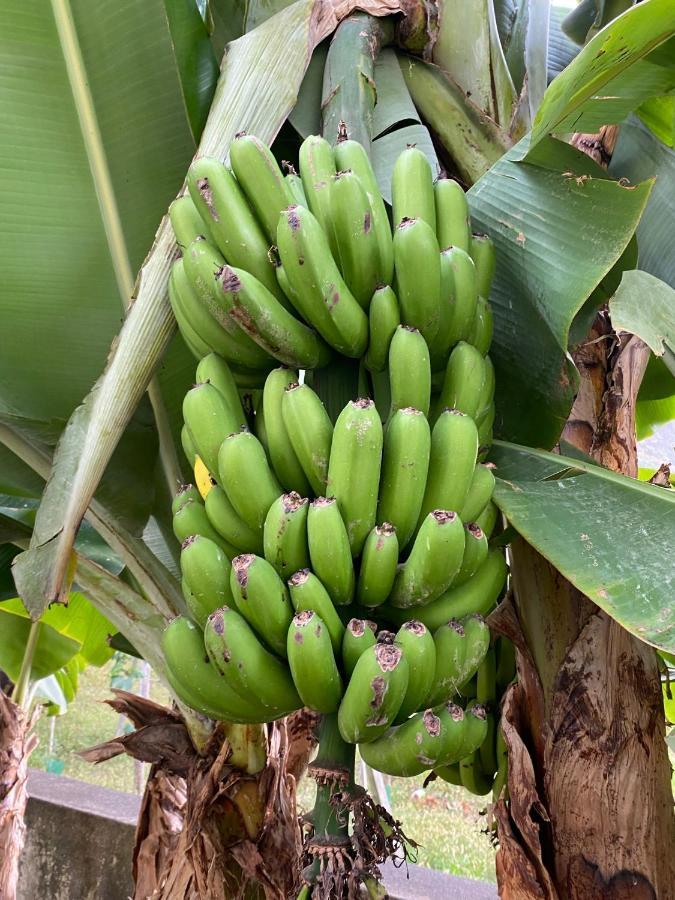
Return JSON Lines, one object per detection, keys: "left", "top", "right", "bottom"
{"left": 457, "top": 701, "right": 489, "bottom": 759}
{"left": 388, "top": 325, "right": 431, "bottom": 417}
{"left": 186, "top": 157, "right": 288, "bottom": 306}
{"left": 470, "top": 232, "right": 496, "bottom": 300}
{"left": 417, "top": 409, "right": 478, "bottom": 527}
{"left": 306, "top": 496, "right": 355, "bottom": 605}
{"left": 342, "top": 618, "right": 378, "bottom": 678}
{"left": 180, "top": 535, "right": 233, "bottom": 627}
{"left": 425, "top": 620, "right": 467, "bottom": 706}
{"left": 475, "top": 500, "right": 499, "bottom": 538}
{"left": 169, "top": 194, "right": 210, "bottom": 248}
{"left": 334, "top": 138, "right": 394, "bottom": 285}
{"left": 492, "top": 722, "right": 509, "bottom": 801}
{"left": 377, "top": 407, "right": 431, "bottom": 550}
{"left": 263, "top": 369, "right": 312, "bottom": 494}
{"left": 436, "top": 702, "right": 467, "bottom": 766}
{"left": 460, "top": 614, "right": 491, "bottom": 687}
{"left": 435, "top": 762, "right": 462, "bottom": 785}
{"left": 330, "top": 170, "right": 380, "bottom": 308}
{"left": 253, "top": 389, "right": 269, "bottom": 454}
{"left": 218, "top": 430, "right": 281, "bottom": 531}
{"left": 393, "top": 217, "right": 440, "bottom": 344}
{"left": 183, "top": 381, "right": 242, "bottom": 477}
{"left": 162, "top": 616, "right": 270, "bottom": 722}
{"left": 359, "top": 709, "right": 445, "bottom": 776}
{"left": 387, "top": 550, "right": 507, "bottom": 632}
{"left": 215, "top": 265, "right": 332, "bottom": 369}
{"left": 364, "top": 285, "right": 400, "bottom": 373}
{"left": 196, "top": 354, "right": 248, "bottom": 430}
{"left": 444, "top": 247, "right": 478, "bottom": 348}
{"left": 281, "top": 381, "right": 333, "bottom": 496}
{"left": 356, "top": 523, "right": 399, "bottom": 608}
{"left": 228, "top": 133, "right": 294, "bottom": 244}
{"left": 173, "top": 497, "right": 236, "bottom": 555}
{"left": 393, "top": 621, "right": 437, "bottom": 722}
{"left": 172, "top": 484, "right": 201, "bottom": 516}
{"left": 476, "top": 356, "right": 495, "bottom": 425}
{"left": 327, "top": 398, "right": 383, "bottom": 557}
{"left": 459, "top": 750, "right": 493, "bottom": 796}
{"left": 263, "top": 491, "right": 310, "bottom": 579}
{"left": 181, "top": 241, "right": 273, "bottom": 367}
{"left": 432, "top": 342, "right": 486, "bottom": 422}
{"left": 434, "top": 177, "right": 470, "bottom": 253}
{"left": 229, "top": 553, "right": 293, "bottom": 657}
{"left": 391, "top": 145, "right": 436, "bottom": 231}
{"left": 428, "top": 245, "right": 457, "bottom": 371}
{"left": 337, "top": 642, "right": 409, "bottom": 744}
{"left": 170, "top": 258, "right": 269, "bottom": 369}
{"left": 205, "top": 606, "right": 301, "bottom": 714}
{"left": 454, "top": 523, "right": 489, "bottom": 586}
{"left": 477, "top": 402, "right": 495, "bottom": 453}
{"left": 283, "top": 163, "right": 307, "bottom": 206}
{"left": 389, "top": 510, "right": 466, "bottom": 608}
{"left": 477, "top": 649, "right": 498, "bottom": 776}
{"left": 181, "top": 424, "right": 197, "bottom": 467}
{"left": 287, "top": 610, "right": 343, "bottom": 713}
{"left": 496, "top": 636, "right": 516, "bottom": 692}
{"left": 205, "top": 485, "right": 264, "bottom": 555}
{"left": 468, "top": 295, "right": 493, "bottom": 355}
{"left": 288, "top": 569, "right": 345, "bottom": 655}
{"left": 460, "top": 463, "right": 496, "bottom": 524}
{"left": 277, "top": 205, "right": 368, "bottom": 358}
{"left": 298, "top": 134, "right": 337, "bottom": 255}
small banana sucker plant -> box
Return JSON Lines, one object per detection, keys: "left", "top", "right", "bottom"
{"left": 1, "top": 0, "right": 675, "bottom": 899}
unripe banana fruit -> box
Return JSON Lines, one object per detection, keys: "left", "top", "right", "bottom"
{"left": 288, "top": 569, "right": 345, "bottom": 654}
{"left": 287, "top": 610, "right": 343, "bottom": 713}
{"left": 338, "top": 642, "right": 409, "bottom": 744}
{"left": 342, "top": 618, "right": 378, "bottom": 678}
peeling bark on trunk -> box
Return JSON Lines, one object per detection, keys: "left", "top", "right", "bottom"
{"left": 81, "top": 691, "right": 303, "bottom": 900}
{"left": 493, "top": 317, "right": 675, "bottom": 898}
{"left": 0, "top": 692, "right": 37, "bottom": 900}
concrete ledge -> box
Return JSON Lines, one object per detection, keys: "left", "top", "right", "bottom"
{"left": 20, "top": 769, "right": 496, "bottom": 899}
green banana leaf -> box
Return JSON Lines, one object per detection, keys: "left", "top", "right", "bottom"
{"left": 548, "top": 3, "right": 580, "bottom": 83}
{"left": 467, "top": 135, "right": 652, "bottom": 448}
{"left": 0, "top": 606, "right": 81, "bottom": 683}
{"left": 610, "top": 117, "right": 675, "bottom": 434}
{"left": 609, "top": 271, "right": 675, "bottom": 376}
{"left": 637, "top": 96, "right": 675, "bottom": 147}
{"left": 1, "top": 594, "right": 114, "bottom": 668}
{"left": 490, "top": 440, "right": 675, "bottom": 654}
{"left": 12, "top": 0, "right": 400, "bottom": 620}
{"left": 529, "top": 0, "right": 675, "bottom": 151}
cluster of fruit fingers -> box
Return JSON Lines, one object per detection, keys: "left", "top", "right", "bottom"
{"left": 164, "top": 133, "right": 509, "bottom": 788}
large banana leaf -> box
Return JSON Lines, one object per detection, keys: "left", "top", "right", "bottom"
{"left": 0, "top": 610, "right": 80, "bottom": 683}
{"left": 467, "top": 135, "right": 652, "bottom": 447}
{"left": 490, "top": 441, "right": 675, "bottom": 653}
{"left": 528, "top": 0, "right": 675, "bottom": 150}
{"left": 609, "top": 271, "right": 675, "bottom": 375}
{"left": 12, "top": 0, "right": 402, "bottom": 620}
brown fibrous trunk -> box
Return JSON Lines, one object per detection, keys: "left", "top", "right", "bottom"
{"left": 80, "top": 691, "right": 313, "bottom": 900}
{"left": 493, "top": 310, "right": 675, "bottom": 898}
{"left": 0, "top": 691, "right": 38, "bottom": 900}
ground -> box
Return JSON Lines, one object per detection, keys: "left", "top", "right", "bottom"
{"left": 31, "top": 660, "right": 497, "bottom": 883}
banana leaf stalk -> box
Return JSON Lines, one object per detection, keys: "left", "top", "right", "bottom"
{"left": 322, "top": 12, "right": 394, "bottom": 154}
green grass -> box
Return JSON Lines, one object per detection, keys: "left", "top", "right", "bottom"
{"left": 31, "top": 662, "right": 496, "bottom": 883}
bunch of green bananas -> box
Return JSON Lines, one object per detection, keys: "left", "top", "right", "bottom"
{"left": 164, "top": 132, "right": 511, "bottom": 796}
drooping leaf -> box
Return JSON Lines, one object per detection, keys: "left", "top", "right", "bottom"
{"left": 467, "top": 135, "right": 652, "bottom": 447}
{"left": 490, "top": 440, "right": 675, "bottom": 653}
{"left": 1, "top": 594, "right": 114, "bottom": 668}
{"left": 637, "top": 96, "right": 675, "bottom": 147}
{"left": 163, "top": 0, "right": 220, "bottom": 139}
{"left": 529, "top": 0, "right": 675, "bottom": 150}
{"left": 609, "top": 271, "right": 675, "bottom": 374}
{"left": 0, "top": 605, "right": 81, "bottom": 683}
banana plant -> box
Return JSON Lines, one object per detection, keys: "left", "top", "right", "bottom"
{"left": 1, "top": 0, "right": 675, "bottom": 898}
